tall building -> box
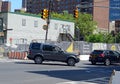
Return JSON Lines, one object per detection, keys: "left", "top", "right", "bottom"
{"left": 93, "top": 0, "right": 120, "bottom": 33}
{"left": 93, "top": 0, "right": 109, "bottom": 32}
{"left": 109, "top": 0, "right": 120, "bottom": 33}
{"left": 1, "top": 1, "right": 11, "bottom": 12}
{"left": 78, "top": 0, "right": 93, "bottom": 14}
{"left": 23, "top": 0, "right": 83, "bottom": 14}
{"left": 22, "top": 0, "right": 27, "bottom": 11}
{"left": 22, "top": 0, "right": 120, "bottom": 33}
{"left": 0, "top": 0, "right": 11, "bottom": 12}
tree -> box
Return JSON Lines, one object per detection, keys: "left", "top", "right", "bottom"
{"left": 85, "top": 33, "right": 115, "bottom": 43}
{"left": 51, "top": 11, "right": 74, "bottom": 21}
{"left": 105, "top": 34, "right": 114, "bottom": 43}
{"left": 85, "top": 33, "right": 105, "bottom": 43}
{"left": 115, "top": 32, "right": 120, "bottom": 43}
{"left": 75, "top": 13, "right": 97, "bottom": 40}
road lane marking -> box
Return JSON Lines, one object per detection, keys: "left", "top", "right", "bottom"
{"left": 56, "top": 77, "right": 109, "bottom": 84}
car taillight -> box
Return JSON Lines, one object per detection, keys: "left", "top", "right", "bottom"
{"left": 99, "top": 53, "right": 105, "bottom": 57}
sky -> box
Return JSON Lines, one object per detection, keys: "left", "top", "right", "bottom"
{"left": 3, "top": 0, "right": 22, "bottom": 12}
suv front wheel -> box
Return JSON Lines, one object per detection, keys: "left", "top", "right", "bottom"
{"left": 34, "top": 56, "right": 43, "bottom": 64}
{"left": 67, "top": 58, "right": 75, "bottom": 66}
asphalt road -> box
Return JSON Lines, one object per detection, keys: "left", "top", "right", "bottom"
{"left": 0, "top": 59, "right": 120, "bottom": 84}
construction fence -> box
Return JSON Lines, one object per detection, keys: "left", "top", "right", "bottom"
{"left": 0, "top": 41, "right": 120, "bottom": 59}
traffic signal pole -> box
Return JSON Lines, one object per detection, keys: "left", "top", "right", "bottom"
{"left": 45, "top": 0, "right": 51, "bottom": 43}
{"left": 41, "top": 0, "right": 60, "bottom": 43}
{"left": 74, "top": 7, "right": 79, "bottom": 40}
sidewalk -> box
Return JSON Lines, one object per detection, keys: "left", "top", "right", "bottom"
{"left": 110, "top": 70, "right": 120, "bottom": 84}
{"left": 0, "top": 55, "right": 8, "bottom": 59}
{"left": 0, "top": 55, "right": 12, "bottom": 62}
{"left": 0, "top": 55, "right": 28, "bottom": 62}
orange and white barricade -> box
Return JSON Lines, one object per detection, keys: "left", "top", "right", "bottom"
{"left": 8, "top": 51, "right": 28, "bottom": 60}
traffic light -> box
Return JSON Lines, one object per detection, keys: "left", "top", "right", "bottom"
{"left": 41, "top": 9, "right": 49, "bottom": 19}
{"left": 74, "top": 8, "right": 79, "bottom": 18}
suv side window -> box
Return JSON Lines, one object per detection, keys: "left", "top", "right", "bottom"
{"left": 54, "top": 46, "right": 61, "bottom": 51}
{"left": 31, "top": 43, "right": 41, "bottom": 50}
{"left": 109, "top": 51, "right": 114, "bottom": 55}
{"left": 43, "top": 45, "right": 54, "bottom": 51}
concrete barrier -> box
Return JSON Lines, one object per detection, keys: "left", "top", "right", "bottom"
{"left": 8, "top": 52, "right": 27, "bottom": 60}
{"left": 80, "top": 55, "right": 89, "bottom": 61}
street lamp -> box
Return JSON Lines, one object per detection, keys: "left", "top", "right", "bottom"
{"left": 45, "top": 0, "right": 60, "bottom": 43}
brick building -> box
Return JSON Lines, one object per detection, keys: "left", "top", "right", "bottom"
{"left": 0, "top": 0, "right": 11, "bottom": 12}
{"left": 1, "top": 1, "right": 11, "bottom": 12}
{"left": 93, "top": 0, "right": 109, "bottom": 32}
{"left": 94, "top": 0, "right": 120, "bottom": 33}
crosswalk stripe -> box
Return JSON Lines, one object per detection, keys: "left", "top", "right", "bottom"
{"left": 56, "top": 77, "right": 109, "bottom": 84}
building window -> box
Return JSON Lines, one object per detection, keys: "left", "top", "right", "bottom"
{"left": 22, "top": 19, "right": 26, "bottom": 26}
{"left": 34, "top": 20, "right": 38, "bottom": 27}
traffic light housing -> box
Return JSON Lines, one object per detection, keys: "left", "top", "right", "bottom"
{"left": 41, "top": 9, "right": 49, "bottom": 19}
{"left": 74, "top": 8, "right": 79, "bottom": 18}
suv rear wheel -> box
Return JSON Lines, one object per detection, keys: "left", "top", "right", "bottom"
{"left": 34, "top": 56, "right": 43, "bottom": 64}
{"left": 67, "top": 58, "right": 75, "bottom": 66}
{"left": 104, "top": 59, "right": 111, "bottom": 66}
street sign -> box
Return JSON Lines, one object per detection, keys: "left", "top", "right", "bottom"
{"left": 43, "top": 25, "right": 48, "bottom": 30}
{"left": 0, "top": 32, "right": 4, "bottom": 36}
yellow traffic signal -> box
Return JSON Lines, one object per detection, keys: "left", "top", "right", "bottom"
{"left": 41, "top": 9, "right": 49, "bottom": 19}
{"left": 74, "top": 8, "right": 79, "bottom": 18}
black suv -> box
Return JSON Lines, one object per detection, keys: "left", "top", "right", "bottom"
{"left": 27, "top": 42, "right": 80, "bottom": 66}
{"left": 89, "top": 50, "right": 120, "bottom": 66}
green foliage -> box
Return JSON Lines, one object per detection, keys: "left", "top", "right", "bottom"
{"left": 85, "top": 33, "right": 104, "bottom": 43}
{"left": 105, "top": 34, "right": 114, "bottom": 43}
{"left": 85, "top": 33, "right": 115, "bottom": 43}
{"left": 76, "top": 13, "right": 97, "bottom": 37}
{"left": 51, "top": 11, "right": 74, "bottom": 22}
{"left": 115, "top": 33, "right": 120, "bottom": 43}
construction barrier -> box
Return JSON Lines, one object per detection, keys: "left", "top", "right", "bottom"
{"left": 8, "top": 52, "right": 28, "bottom": 60}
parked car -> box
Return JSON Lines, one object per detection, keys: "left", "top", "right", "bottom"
{"left": 89, "top": 50, "right": 120, "bottom": 66}
{"left": 27, "top": 42, "right": 80, "bottom": 66}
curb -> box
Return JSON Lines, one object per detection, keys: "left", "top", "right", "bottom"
{"left": 80, "top": 55, "right": 89, "bottom": 61}
{"left": 57, "top": 81, "right": 97, "bottom": 84}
